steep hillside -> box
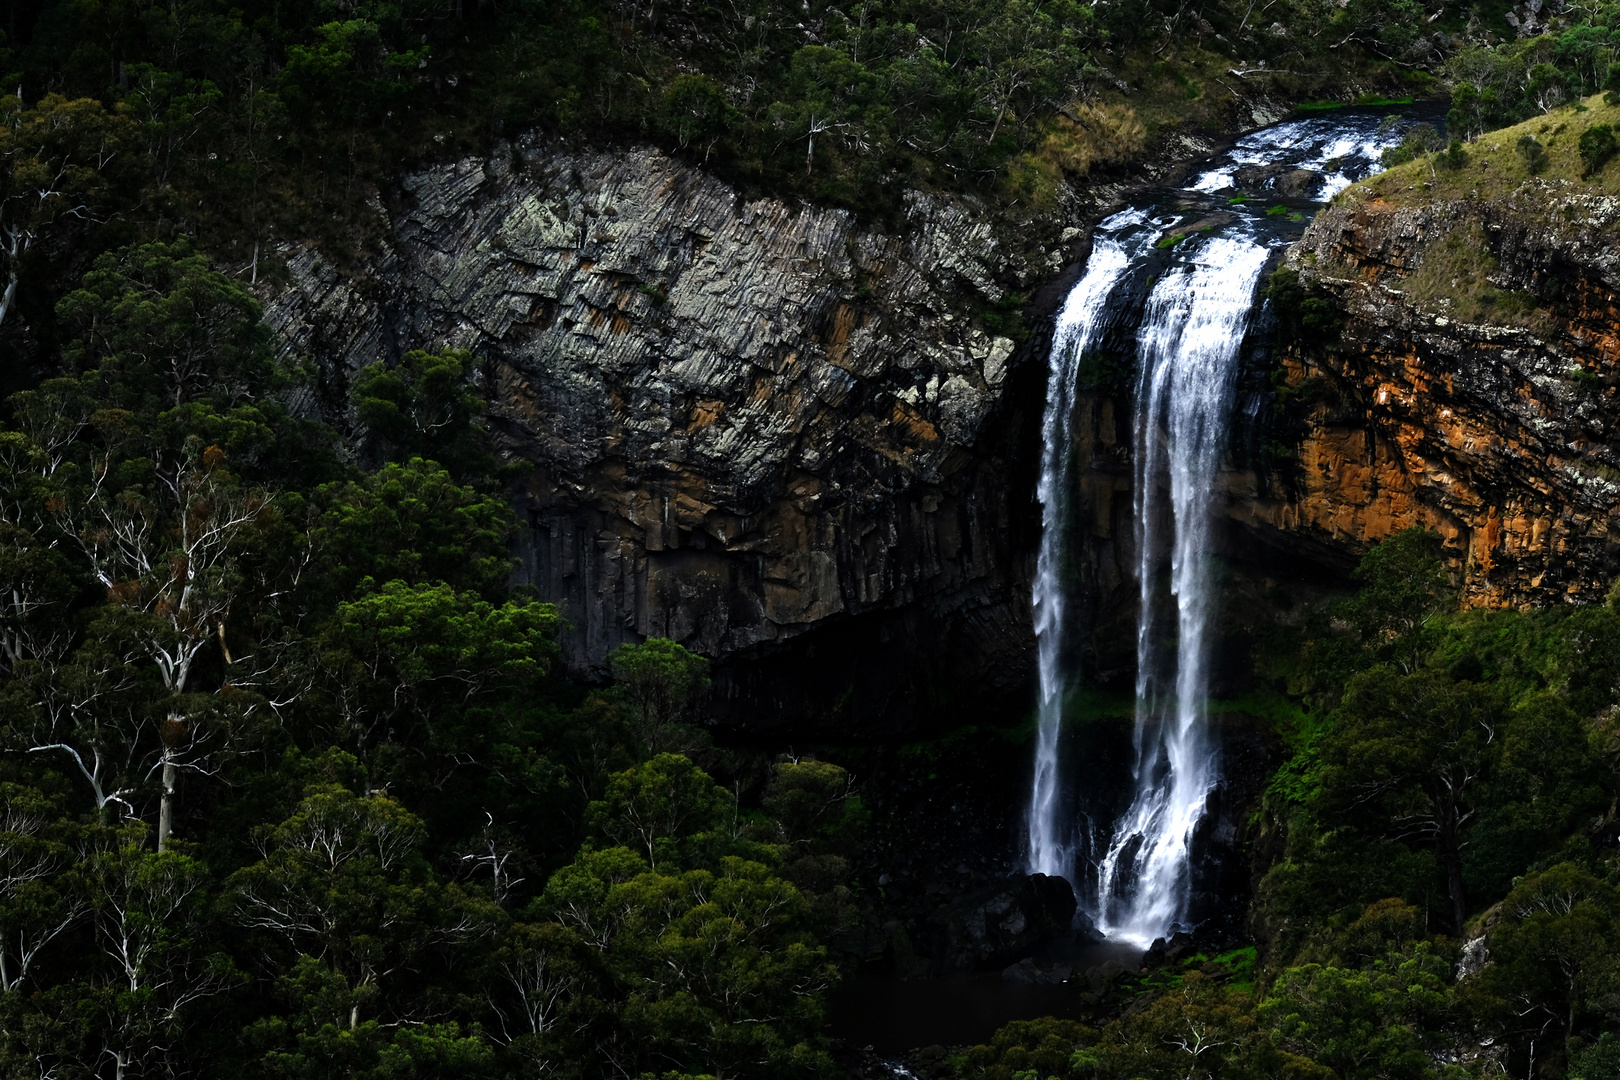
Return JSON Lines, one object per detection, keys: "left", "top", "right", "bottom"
{"left": 1268, "top": 97, "right": 1620, "bottom": 607}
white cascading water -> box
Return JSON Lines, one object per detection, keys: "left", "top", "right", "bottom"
{"left": 1026, "top": 109, "right": 1414, "bottom": 946}
{"left": 1027, "top": 209, "right": 1159, "bottom": 884}
{"left": 1093, "top": 233, "right": 1274, "bottom": 945}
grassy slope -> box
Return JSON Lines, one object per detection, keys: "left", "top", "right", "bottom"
{"left": 1319, "top": 96, "right": 1620, "bottom": 327}
{"left": 1344, "top": 93, "right": 1620, "bottom": 207}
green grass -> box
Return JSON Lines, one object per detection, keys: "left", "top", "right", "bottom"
{"left": 1319, "top": 96, "right": 1620, "bottom": 328}
{"left": 1341, "top": 92, "right": 1620, "bottom": 210}
{"left": 1299, "top": 94, "right": 1414, "bottom": 111}
{"left": 1126, "top": 945, "right": 1259, "bottom": 996}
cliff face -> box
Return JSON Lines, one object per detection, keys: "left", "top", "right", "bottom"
{"left": 262, "top": 131, "right": 1214, "bottom": 730}
{"left": 1255, "top": 184, "right": 1620, "bottom": 607}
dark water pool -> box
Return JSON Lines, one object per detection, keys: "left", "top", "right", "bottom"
{"left": 829, "top": 940, "right": 1143, "bottom": 1053}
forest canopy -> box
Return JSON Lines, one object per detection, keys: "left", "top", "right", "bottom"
{"left": 6, "top": 0, "right": 1620, "bottom": 1077}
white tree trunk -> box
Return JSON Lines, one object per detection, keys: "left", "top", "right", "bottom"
{"left": 157, "top": 750, "right": 177, "bottom": 851}
{"left": 0, "top": 271, "right": 17, "bottom": 332}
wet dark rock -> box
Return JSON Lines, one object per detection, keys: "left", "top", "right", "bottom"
{"left": 1274, "top": 168, "right": 1321, "bottom": 197}
{"left": 1001, "top": 957, "right": 1072, "bottom": 985}
{"left": 1142, "top": 930, "right": 1197, "bottom": 969}
{"left": 934, "top": 872, "right": 1078, "bottom": 969}
{"left": 1121, "top": 992, "right": 1157, "bottom": 1019}
{"left": 1084, "top": 959, "right": 1131, "bottom": 997}
{"left": 1230, "top": 162, "right": 1322, "bottom": 196}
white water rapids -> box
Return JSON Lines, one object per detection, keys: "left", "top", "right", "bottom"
{"left": 1025, "top": 110, "right": 1413, "bottom": 947}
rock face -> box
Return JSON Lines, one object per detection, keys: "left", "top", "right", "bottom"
{"left": 263, "top": 131, "right": 1155, "bottom": 730}
{"left": 933, "top": 873, "right": 1079, "bottom": 970}
{"left": 1256, "top": 183, "right": 1620, "bottom": 606}
{"left": 266, "top": 115, "right": 1620, "bottom": 735}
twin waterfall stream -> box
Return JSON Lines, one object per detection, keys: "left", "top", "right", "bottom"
{"left": 1025, "top": 111, "right": 1414, "bottom": 948}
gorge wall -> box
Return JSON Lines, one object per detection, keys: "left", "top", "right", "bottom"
{"left": 261, "top": 131, "right": 1217, "bottom": 732}
{"left": 984, "top": 174, "right": 1620, "bottom": 695}
{"left": 262, "top": 116, "right": 1620, "bottom": 736}
{"left": 1254, "top": 182, "right": 1620, "bottom": 608}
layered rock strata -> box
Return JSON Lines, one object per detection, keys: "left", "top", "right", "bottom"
{"left": 1253, "top": 183, "right": 1620, "bottom": 606}
{"left": 261, "top": 132, "right": 1196, "bottom": 729}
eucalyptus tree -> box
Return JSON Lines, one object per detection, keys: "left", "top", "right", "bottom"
{"left": 0, "top": 94, "right": 133, "bottom": 331}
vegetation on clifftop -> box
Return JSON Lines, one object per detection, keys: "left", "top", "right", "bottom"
{"left": 0, "top": 0, "right": 1542, "bottom": 374}
{"left": 1347, "top": 91, "right": 1620, "bottom": 207}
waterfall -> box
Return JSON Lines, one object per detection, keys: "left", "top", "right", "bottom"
{"left": 1024, "top": 108, "right": 1417, "bottom": 948}
{"left": 1026, "top": 210, "right": 1157, "bottom": 883}
{"left": 1094, "top": 232, "right": 1274, "bottom": 946}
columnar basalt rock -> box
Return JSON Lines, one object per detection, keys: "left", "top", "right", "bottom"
{"left": 261, "top": 133, "right": 1141, "bottom": 729}
{"left": 1254, "top": 185, "right": 1620, "bottom": 607}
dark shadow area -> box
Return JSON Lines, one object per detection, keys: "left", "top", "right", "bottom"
{"left": 830, "top": 938, "right": 1143, "bottom": 1053}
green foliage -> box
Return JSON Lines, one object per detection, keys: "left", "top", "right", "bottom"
{"left": 56, "top": 240, "right": 276, "bottom": 434}
{"left": 1260, "top": 943, "right": 1456, "bottom": 1080}
{"left": 1517, "top": 133, "right": 1548, "bottom": 173}
{"left": 1241, "top": 509, "right": 1620, "bottom": 1078}
{"left": 352, "top": 350, "right": 495, "bottom": 480}
{"left": 585, "top": 754, "right": 735, "bottom": 869}
{"left": 1572, "top": 1032, "right": 1620, "bottom": 1080}
{"left": 0, "top": 93, "right": 138, "bottom": 338}
{"left": 1378, "top": 122, "right": 1443, "bottom": 169}
{"left": 247, "top": 956, "right": 496, "bottom": 1080}
{"left": 1335, "top": 527, "right": 1450, "bottom": 674}
{"left": 329, "top": 581, "right": 557, "bottom": 692}
{"left": 307, "top": 458, "right": 517, "bottom": 603}
{"left": 1582, "top": 122, "right": 1620, "bottom": 175}
{"left": 1463, "top": 693, "right": 1608, "bottom": 902}
{"left": 229, "top": 784, "right": 492, "bottom": 991}
{"left": 1264, "top": 268, "right": 1345, "bottom": 344}
{"left": 1471, "top": 863, "right": 1620, "bottom": 1051}
{"left": 607, "top": 638, "right": 712, "bottom": 755}
{"left": 0, "top": 210, "right": 857, "bottom": 1077}
{"left": 958, "top": 1016, "right": 1093, "bottom": 1080}
{"left": 763, "top": 759, "right": 861, "bottom": 845}
{"left": 1316, "top": 668, "right": 1499, "bottom": 931}
{"left": 534, "top": 844, "right": 837, "bottom": 1076}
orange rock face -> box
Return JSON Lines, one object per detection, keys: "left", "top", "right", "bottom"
{"left": 1252, "top": 188, "right": 1620, "bottom": 607}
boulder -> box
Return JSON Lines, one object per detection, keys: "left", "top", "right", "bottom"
{"left": 934, "top": 872, "right": 1078, "bottom": 969}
